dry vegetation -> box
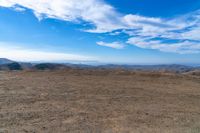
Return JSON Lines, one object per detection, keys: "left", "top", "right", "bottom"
{"left": 0, "top": 69, "right": 200, "bottom": 133}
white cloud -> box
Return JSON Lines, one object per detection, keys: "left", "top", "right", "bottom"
{"left": 0, "top": 0, "right": 125, "bottom": 33}
{"left": 124, "top": 10, "right": 200, "bottom": 54}
{"left": 0, "top": 0, "right": 171, "bottom": 33}
{"left": 1, "top": 0, "right": 200, "bottom": 53}
{"left": 12, "top": 6, "right": 26, "bottom": 12}
{"left": 127, "top": 37, "right": 200, "bottom": 54}
{"left": 181, "top": 27, "right": 200, "bottom": 41}
{"left": 0, "top": 44, "right": 96, "bottom": 62}
{"left": 97, "top": 41, "right": 125, "bottom": 49}
{"left": 0, "top": 1, "right": 15, "bottom": 7}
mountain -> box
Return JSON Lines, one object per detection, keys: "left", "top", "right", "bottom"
{"left": 0, "top": 62, "right": 23, "bottom": 70}
{"left": 0, "top": 58, "right": 200, "bottom": 74}
{"left": 183, "top": 69, "right": 200, "bottom": 76}
{"left": 34, "top": 63, "right": 70, "bottom": 70}
{"left": 97, "top": 64, "right": 194, "bottom": 73}
{"left": 7, "top": 63, "right": 23, "bottom": 70}
{"left": 0, "top": 58, "right": 32, "bottom": 70}
{"left": 0, "top": 58, "right": 14, "bottom": 65}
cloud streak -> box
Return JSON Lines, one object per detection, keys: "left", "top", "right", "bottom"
{"left": 127, "top": 37, "right": 200, "bottom": 54}
{"left": 0, "top": 0, "right": 125, "bottom": 33}
{"left": 0, "top": 0, "right": 200, "bottom": 53}
{"left": 0, "top": 44, "right": 96, "bottom": 62}
{"left": 97, "top": 41, "right": 125, "bottom": 49}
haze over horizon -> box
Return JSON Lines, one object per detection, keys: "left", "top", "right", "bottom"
{"left": 1, "top": 0, "right": 200, "bottom": 64}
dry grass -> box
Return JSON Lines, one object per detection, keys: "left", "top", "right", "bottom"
{"left": 0, "top": 70, "right": 200, "bottom": 133}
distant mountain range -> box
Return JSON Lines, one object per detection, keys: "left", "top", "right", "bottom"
{"left": 0, "top": 58, "right": 200, "bottom": 74}
{"left": 97, "top": 64, "right": 198, "bottom": 73}
{"left": 0, "top": 58, "right": 14, "bottom": 65}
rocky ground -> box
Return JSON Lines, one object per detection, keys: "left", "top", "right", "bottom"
{"left": 0, "top": 70, "right": 200, "bottom": 133}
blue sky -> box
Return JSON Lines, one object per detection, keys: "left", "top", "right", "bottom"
{"left": 0, "top": 0, "right": 200, "bottom": 64}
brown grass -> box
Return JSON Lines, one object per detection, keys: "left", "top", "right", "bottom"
{"left": 0, "top": 70, "right": 200, "bottom": 133}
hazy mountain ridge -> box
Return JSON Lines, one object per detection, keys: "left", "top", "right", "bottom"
{"left": 0, "top": 58, "right": 14, "bottom": 65}
{"left": 0, "top": 58, "right": 200, "bottom": 74}
{"left": 97, "top": 64, "right": 195, "bottom": 72}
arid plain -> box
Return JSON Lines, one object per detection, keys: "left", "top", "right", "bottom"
{"left": 0, "top": 69, "right": 200, "bottom": 133}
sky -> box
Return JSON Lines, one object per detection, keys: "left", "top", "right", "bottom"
{"left": 0, "top": 0, "right": 200, "bottom": 65}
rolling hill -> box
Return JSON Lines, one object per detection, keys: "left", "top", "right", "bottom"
{"left": 0, "top": 58, "right": 14, "bottom": 65}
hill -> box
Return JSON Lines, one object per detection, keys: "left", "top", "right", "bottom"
{"left": 33, "top": 63, "right": 70, "bottom": 70}
{"left": 97, "top": 64, "right": 194, "bottom": 73}
{"left": 0, "top": 58, "right": 14, "bottom": 65}
{"left": 0, "top": 62, "right": 23, "bottom": 70}
{"left": 0, "top": 58, "right": 200, "bottom": 74}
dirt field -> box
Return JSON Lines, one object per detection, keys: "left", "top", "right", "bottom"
{"left": 0, "top": 70, "right": 200, "bottom": 133}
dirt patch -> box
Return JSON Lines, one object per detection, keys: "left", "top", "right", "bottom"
{"left": 0, "top": 70, "right": 200, "bottom": 133}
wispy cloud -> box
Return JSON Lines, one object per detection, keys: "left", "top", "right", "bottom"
{"left": 12, "top": 6, "right": 26, "bottom": 12}
{"left": 125, "top": 10, "right": 200, "bottom": 53}
{"left": 0, "top": 43, "right": 96, "bottom": 62}
{"left": 0, "top": 0, "right": 124, "bottom": 33}
{"left": 0, "top": 0, "right": 200, "bottom": 53}
{"left": 127, "top": 37, "right": 200, "bottom": 54}
{"left": 97, "top": 41, "right": 125, "bottom": 49}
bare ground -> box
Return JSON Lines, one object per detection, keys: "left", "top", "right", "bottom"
{"left": 0, "top": 70, "right": 200, "bottom": 133}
